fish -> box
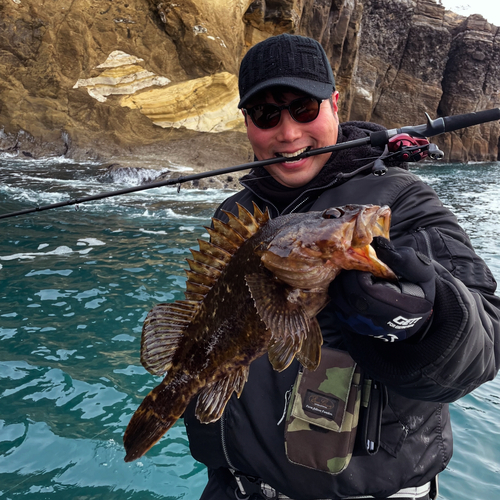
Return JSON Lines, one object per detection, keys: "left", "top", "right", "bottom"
{"left": 123, "top": 203, "right": 395, "bottom": 462}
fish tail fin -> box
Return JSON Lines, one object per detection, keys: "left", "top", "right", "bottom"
{"left": 123, "top": 407, "right": 175, "bottom": 462}
{"left": 123, "top": 383, "right": 188, "bottom": 462}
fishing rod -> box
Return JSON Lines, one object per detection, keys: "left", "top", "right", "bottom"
{"left": 1, "top": 107, "right": 499, "bottom": 221}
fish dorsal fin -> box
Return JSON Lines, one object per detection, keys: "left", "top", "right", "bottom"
{"left": 222, "top": 210, "right": 253, "bottom": 239}
{"left": 245, "top": 272, "right": 324, "bottom": 372}
{"left": 198, "top": 239, "right": 232, "bottom": 264}
{"left": 205, "top": 226, "right": 240, "bottom": 254}
{"left": 185, "top": 204, "right": 271, "bottom": 301}
{"left": 221, "top": 202, "right": 268, "bottom": 239}
{"left": 140, "top": 300, "right": 197, "bottom": 376}
{"left": 185, "top": 247, "right": 225, "bottom": 301}
{"left": 212, "top": 219, "right": 245, "bottom": 247}
{"left": 250, "top": 201, "right": 270, "bottom": 226}
{"left": 195, "top": 366, "right": 250, "bottom": 423}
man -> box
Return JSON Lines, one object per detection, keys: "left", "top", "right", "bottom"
{"left": 184, "top": 34, "right": 500, "bottom": 500}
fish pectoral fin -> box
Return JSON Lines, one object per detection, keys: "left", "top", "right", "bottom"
{"left": 141, "top": 301, "right": 196, "bottom": 376}
{"left": 195, "top": 366, "right": 250, "bottom": 423}
{"left": 245, "top": 272, "right": 309, "bottom": 335}
{"left": 246, "top": 272, "right": 319, "bottom": 372}
{"left": 295, "top": 318, "right": 323, "bottom": 371}
{"left": 267, "top": 335, "right": 302, "bottom": 372}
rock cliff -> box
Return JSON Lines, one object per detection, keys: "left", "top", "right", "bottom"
{"left": 1, "top": 0, "right": 499, "bottom": 171}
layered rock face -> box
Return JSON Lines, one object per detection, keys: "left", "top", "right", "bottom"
{"left": 0, "top": 0, "right": 253, "bottom": 169}
{"left": 351, "top": 0, "right": 500, "bottom": 162}
{"left": 1, "top": 0, "right": 499, "bottom": 167}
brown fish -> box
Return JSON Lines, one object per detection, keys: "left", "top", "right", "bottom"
{"left": 123, "top": 203, "right": 395, "bottom": 462}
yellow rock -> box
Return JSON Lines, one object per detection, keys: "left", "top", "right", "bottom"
{"left": 73, "top": 50, "right": 171, "bottom": 102}
{"left": 120, "top": 72, "right": 245, "bottom": 133}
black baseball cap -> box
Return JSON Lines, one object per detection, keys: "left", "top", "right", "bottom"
{"left": 238, "top": 34, "right": 336, "bottom": 109}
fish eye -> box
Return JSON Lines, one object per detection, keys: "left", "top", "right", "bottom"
{"left": 322, "top": 208, "right": 344, "bottom": 219}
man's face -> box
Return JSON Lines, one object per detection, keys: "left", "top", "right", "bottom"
{"left": 244, "top": 90, "right": 339, "bottom": 188}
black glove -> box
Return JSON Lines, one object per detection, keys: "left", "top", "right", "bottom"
{"left": 329, "top": 238, "right": 436, "bottom": 342}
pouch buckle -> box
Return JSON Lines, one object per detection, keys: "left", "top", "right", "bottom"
{"left": 232, "top": 470, "right": 278, "bottom": 500}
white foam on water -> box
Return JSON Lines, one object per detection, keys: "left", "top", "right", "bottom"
{"left": 0, "top": 154, "right": 99, "bottom": 166}
{"left": 127, "top": 207, "right": 207, "bottom": 220}
{"left": 77, "top": 238, "right": 106, "bottom": 246}
{"left": 0, "top": 244, "right": 100, "bottom": 262}
{"left": 138, "top": 229, "right": 169, "bottom": 235}
{"left": 0, "top": 246, "right": 73, "bottom": 261}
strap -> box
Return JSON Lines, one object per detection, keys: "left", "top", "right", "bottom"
{"left": 230, "top": 468, "right": 433, "bottom": 500}
{"left": 344, "top": 481, "right": 431, "bottom": 499}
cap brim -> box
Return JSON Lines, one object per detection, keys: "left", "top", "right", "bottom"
{"left": 238, "top": 76, "right": 334, "bottom": 108}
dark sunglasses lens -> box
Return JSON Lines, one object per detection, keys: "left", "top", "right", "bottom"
{"left": 250, "top": 104, "right": 281, "bottom": 129}
{"left": 247, "top": 97, "right": 321, "bottom": 129}
{"left": 290, "top": 97, "right": 321, "bottom": 123}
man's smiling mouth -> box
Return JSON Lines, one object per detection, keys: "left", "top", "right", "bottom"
{"left": 275, "top": 146, "right": 311, "bottom": 163}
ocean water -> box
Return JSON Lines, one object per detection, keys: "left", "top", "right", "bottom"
{"left": 0, "top": 157, "right": 499, "bottom": 500}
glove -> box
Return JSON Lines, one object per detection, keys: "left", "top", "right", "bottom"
{"left": 329, "top": 238, "right": 436, "bottom": 342}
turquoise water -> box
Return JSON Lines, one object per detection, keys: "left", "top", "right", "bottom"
{"left": 0, "top": 158, "right": 499, "bottom": 499}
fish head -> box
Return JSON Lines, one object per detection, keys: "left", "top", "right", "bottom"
{"left": 258, "top": 204, "right": 396, "bottom": 290}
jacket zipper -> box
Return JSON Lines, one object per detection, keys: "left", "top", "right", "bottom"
{"left": 286, "top": 196, "right": 311, "bottom": 215}
{"left": 220, "top": 412, "right": 237, "bottom": 469}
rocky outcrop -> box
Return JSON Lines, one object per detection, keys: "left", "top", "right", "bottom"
{"left": 351, "top": 0, "right": 500, "bottom": 162}
{"left": 436, "top": 15, "right": 500, "bottom": 160}
{"left": 1, "top": 0, "right": 499, "bottom": 170}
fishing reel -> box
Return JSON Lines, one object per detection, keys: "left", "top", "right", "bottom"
{"left": 387, "top": 133, "right": 444, "bottom": 162}
{"left": 371, "top": 133, "right": 444, "bottom": 176}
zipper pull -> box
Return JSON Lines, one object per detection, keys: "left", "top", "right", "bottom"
{"left": 277, "top": 387, "right": 293, "bottom": 425}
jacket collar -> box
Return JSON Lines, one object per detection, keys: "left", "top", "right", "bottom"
{"left": 239, "top": 122, "right": 392, "bottom": 215}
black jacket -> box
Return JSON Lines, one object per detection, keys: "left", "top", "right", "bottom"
{"left": 184, "top": 122, "right": 500, "bottom": 499}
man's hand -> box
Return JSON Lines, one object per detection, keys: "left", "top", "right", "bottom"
{"left": 329, "top": 238, "right": 436, "bottom": 342}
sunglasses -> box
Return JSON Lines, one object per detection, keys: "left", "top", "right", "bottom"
{"left": 243, "top": 96, "right": 323, "bottom": 130}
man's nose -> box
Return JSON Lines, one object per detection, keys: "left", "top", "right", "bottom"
{"left": 275, "top": 109, "right": 303, "bottom": 142}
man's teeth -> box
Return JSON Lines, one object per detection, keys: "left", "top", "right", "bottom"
{"left": 278, "top": 147, "right": 309, "bottom": 160}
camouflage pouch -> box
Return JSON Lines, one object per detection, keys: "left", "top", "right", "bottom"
{"left": 284, "top": 347, "right": 362, "bottom": 474}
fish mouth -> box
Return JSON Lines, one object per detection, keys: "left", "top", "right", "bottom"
{"left": 340, "top": 206, "right": 395, "bottom": 280}
{"left": 348, "top": 245, "right": 396, "bottom": 280}
{"left": 260, "top": 204, "right": 397, "bottom": 288}
{"left": 275, "top": 146, "right": 311, "bottom": 163}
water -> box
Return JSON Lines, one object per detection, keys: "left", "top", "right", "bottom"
{"left": 0, "top": 157, "right": 499, "bottom": 499}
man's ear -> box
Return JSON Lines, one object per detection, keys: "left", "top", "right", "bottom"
{"left": 331, "top": 91, "right": 339, "bottom": 113}
{"left": 242, "top": 109, "right": 248, "bottom": 127}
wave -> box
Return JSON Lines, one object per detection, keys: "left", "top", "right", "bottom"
{"left": 1, "top": 167, "right": 230, "bottom": 217}
{"left": 0, "top": 153, "right": 101, "bottom": 166}
{"left": 97, "top": 166, "right": 170, "bottom": 185}
{"left": 96, "top": 161, "right": 193, "bottom": 186}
